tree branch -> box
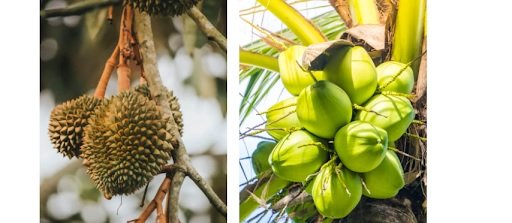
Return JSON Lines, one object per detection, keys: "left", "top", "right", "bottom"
{"left": 40, "top": 0, "right": 122, "bottom": 18}
{"left": 133, "top": 10, "right": 227, "bottom": 221}
{"left": 184, "top": 163, "right": 228, "bottom": 216}
{"left": 186, "top": 6, "right": 227, "bottom": 53}
{"left": 128, "top": 176, "right": 172, "bottom": 223}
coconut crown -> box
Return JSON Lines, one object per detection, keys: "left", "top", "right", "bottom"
{"left": 125, "top": 0, "right": 200, "bottom": 16}
{"left": 48, "top": 95, "right": 104, "bottom": 159}
{"left": 81, "top": 90, "right": 174, "bottom": 198}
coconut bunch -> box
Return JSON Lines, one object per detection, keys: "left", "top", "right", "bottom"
{"left": 124, "top": 0, "right": 200, "bottom": 16}
{"left": 243, "top": 44, "right": 418, "bottom": 220}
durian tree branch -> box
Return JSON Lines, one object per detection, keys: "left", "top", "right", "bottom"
{"left": 134, "top": 10, "right": 227, "bottom": 221}
{"left": 94, "top": 45, "right": 119, "bottom": 98}
{"left": 40, "top": 0, "right": 122, "bottom": 18}
{"left": 186, "top": 6, "right": 227, "bottom": 53}
{"left": 129, "top": 176, "right": 172, "bottom": 223}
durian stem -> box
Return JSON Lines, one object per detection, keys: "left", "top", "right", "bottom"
{"left": 130, "top": 177, "right": 172, "bottom": 223}
{"left": 107, "top": 6, "right": 114, "bottom": 23}
{"left": 93, "top": 45, "right": 119, "bottom": 98}
{"left": 117, "top": 5, "right": 134, "bottom": 92}
{"left": 117, "top": 64, "right": 132, "bottom": 92}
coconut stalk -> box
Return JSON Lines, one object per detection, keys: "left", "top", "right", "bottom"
{"left": 240, "top": 49, "right": 280, "bottom": 73}
{"left": 391, "top": 0, "right": 426, "bottom": 78}
{"left": 348, "top": 0, "right": 380, "bottom": 25}
{"left": 239, "top": 174, "right": 290, "bottom": 222}
{"left": 256, "top": 0, "right": 326, "bottom": 45}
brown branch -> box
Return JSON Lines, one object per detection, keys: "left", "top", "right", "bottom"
{"left": 94, "top": 45, "right": 119, "bottom": 98}
{"left": 41, "top": 0, "right": 122, "bottom": 18}
{"left": 134, "top": 10, "right": 227, "bottom": 221}
{"left": 186, "top": 6, "right": 227, "bottom": 53}
{"left": 271, "top": 190, "right": 311, "bottom": 210}
{"left": 184, "top": 164, "right": 228, "bottom": 216}
{"left": 129, "top": 177, "right": 172, "bottom": 223}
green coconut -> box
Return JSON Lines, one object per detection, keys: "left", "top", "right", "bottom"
{"left": 296, "top": 80, "right": 352, "bottom": 139}
{"left": 312, "top": 160, "right": 362, "bottom": 219}
{"left": 376, "top": 61, "right": 414, "bottom": 94}
{"left": 265, "top": 97, "right": 303, "bottom": 140}
{"left": 278, "top": 45, "right": 327, "bottom": 95}
{"left": 251, "top": 141, "right": 276, "bottom": 177}
{"left": 324, "top": 46, "right": 377, "bottom": 105}
{"left": 355, "top": 94, "right": 415, "bottom": 141}
{"left": 269, "top": 130, "right": 329, "bottom": 182}
{"left": 362, "top": 150, "right": 405, "bottom": 199}
{"left": 334, "top": 121, "right": 388, "bottom": 173}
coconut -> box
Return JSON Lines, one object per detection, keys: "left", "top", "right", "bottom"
{"left": 355, "top": 94, "right": 415, "bottom": 141}
{"left": 265, "top": 97, "right": 303, "bottom": 140}
{"left": 324, "top": 46, "right": 377, "bottom": 105}
{"left": 251, "top": 141, "right": 276, "bottom": 177}
{"left": 376, "top": 61, "right": 414, "bottom": 94}
{"left": 269, "top": 130, "right": 328, "bottom": 182}
{"left": 278, "top": 45, "right": 326, "bottom": 95}
{"left": 296, "top": 80, "right": 352, "bottom": 139}
{"left": 334, "top": 121, "right": 388, "bottom": 172}
{"left": 312, "top": 160, "right": 362, "bottom": 219}
{"left": 362, "top": 150, "right": 405, "bottom": 199}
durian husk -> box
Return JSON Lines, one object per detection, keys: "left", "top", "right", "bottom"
{"left": 48, "top": 95, "right": 104, "bottom": 159}
{"left": 81, "top": 90, "right": 174, "bottom": 198}
{"left": 125, "top": 0, "right": 200, "bottom": 16}
{"left": 134, "top": 84, "right": 183, "bottom": 137}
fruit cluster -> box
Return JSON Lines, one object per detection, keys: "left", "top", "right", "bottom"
{"left": 252, "top": 45, "right": 416, "bottom": 220}
{"left": 48, "top": 84, "right": 183, "bottom": 199}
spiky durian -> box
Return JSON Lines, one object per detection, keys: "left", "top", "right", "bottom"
{"left": 48, "top": 95, "right": 103, "bottom": 159}
{"left": 81, "top": 90, "right": 174, "bottom": 199}
{"left": 134, "top": 84, "right": 184, "bottom": 136}
{"left": 125, "top": 0, "right": 200, "bottom": 16}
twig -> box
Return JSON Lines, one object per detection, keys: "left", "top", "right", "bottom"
{"left": 93, "top": 45, "right": 119, "bottom": 98}
{"left": 134, "top": 10, "right": 227, "bottom": 221}
{"left": 184, "top": 164, "right": 228, "bottom": 216}
{"left": 186, "top": 6, "right": 227, "bottom": 52}
{"left": 128, "top": 177, "right": 172, "bottom": 223}
{"left": 41, "top": 0, "right": 122, "bottom": 18}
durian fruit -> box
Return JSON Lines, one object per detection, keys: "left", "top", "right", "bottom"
{"left": 48, "top": 95, "right": 103, "bottom": 159}
{"left": 134, "top": 84, "right": 183, "bottom": 136}
{"left": 125, "top": 0, "right": 200, "bottom": 16}
{"left": 81, "top": 90, "right": 174, "bottom": 198}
